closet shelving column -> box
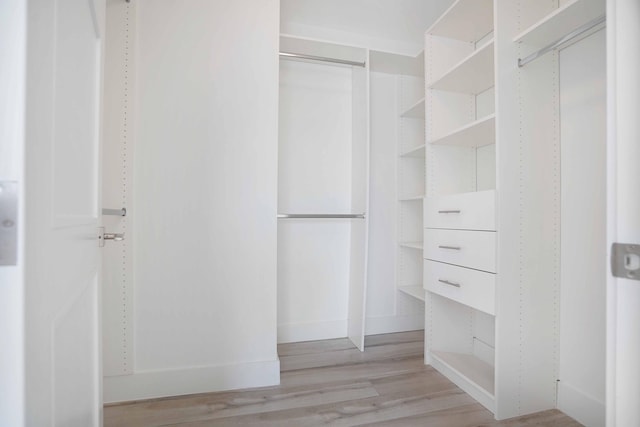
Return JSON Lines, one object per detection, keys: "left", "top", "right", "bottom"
{"left": 397, "top": 53, "right": 426, "bottom": 302}
{"left": 423, "top": 0, "right": 497, "bottom": 414}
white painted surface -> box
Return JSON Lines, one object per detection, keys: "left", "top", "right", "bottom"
{"left": 281, "top": 0, "right": 454, "bottom": 56}
{"left": 424, "top": 261, "right": 496, "bottom": 315}
{"left": 558, "top": 29, "right": 606, "bottom": 427}
{"left": 277, "top": 60, "right": 353, "bottom": 344}
{"left": 103, "top": 0, "right": 280, "bottom": 402}
{"left": 607, "top": 0, "right": 640, "bottom": 425}
{"left": 347, "top": 59, "right": 370, "bottom": 350}
{"left": 424, "top": 190, "right": 496, "bottom": 231}
{"left": 0, "top": 0, "right": 25, "bottom": 424}
{"left": 21, "top": 0, "right": 105, "bottom": 424}
{"left": 102, "top": 0, "right": 135, "bottom": 377}
{"left": 366, "top": 70, "right": 423, "bottom": 336}
{"left": 423, "top": 229, "right": 496, "bottom": 273}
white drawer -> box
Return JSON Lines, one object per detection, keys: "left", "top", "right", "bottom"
{"left": 424, "top": 190, "right": 495, "bottom": 231}
{"left": 424, "top": 229, "right": 496, "bottom": 273}
{"left": 424, "top": 260, "right": 495, "bottom": 315}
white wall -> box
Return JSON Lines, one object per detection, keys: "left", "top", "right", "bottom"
{"left": 277, "top": 60, "right": 353, "bottom": 343}
{"left": 558, "top": 29, "right": 607, "bottom": 427}
{"left": 104, "top": 0, "right": 280, "bottom": 402}
{"left": 0, "top": 0, "right": 25, "bottom": 424}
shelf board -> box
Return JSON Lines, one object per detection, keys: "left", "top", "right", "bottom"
{"left": 513, "top": 0, "right": 605, "bottom": 47}
{"left": 399, "top": 241, "right": 423, "bottom": 250}
{"left": 400, "top": 98, "right": 425, "bottom": 119}
{"left": 400, "top": 144, "right": 425, "bottom": 158}
{"left": 398, "top": 286, "right": 425, "bottom": 302}
{"left": 426, "top": 0, "right": 494, "bottom": 43}
{"left": 431, "top": 350, "right": 495, "bottom": 412}
{"left": 429, "top": 40, "right": 494, "bottom": 95}
{"left": 370, "top": 50, "right": 424, "bottom": 77}
{"left": 399, "top": 195, "right": 424, "bottom": 202}
{"left": 429, "top": 114, "right": 495, "bottom": 148}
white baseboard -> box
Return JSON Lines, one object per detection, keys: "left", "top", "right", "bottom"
{"left": 557, "top": 381, "right": 605, "bottom": 427}
{"left": 277, "top": 319, "right": 347, "bottom": 343}
{"left": 103, "top": 358, "right": 280, "bottom": 404}
{"left": 364, "top": 314, "right": 424, "bottom": 336}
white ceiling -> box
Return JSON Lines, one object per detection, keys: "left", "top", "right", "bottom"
{"left": 281, "top": 0, "right": 454, "bottom": 55}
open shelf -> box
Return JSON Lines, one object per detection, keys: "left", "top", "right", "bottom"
{"left": 513, "top": 0, "right": 605, "bottom": 47}
{"left": 400, "top": 144, "right": 425, "bottom": 158}
{"left": 429, "top": 114, "right": 495, "bottom": 148}
{"left": 431, "top": 350, "right": 495, "bottom": 412}
{"left": 398, "top": 285, "right": 425, "bottom": 302}
{"left": 429, "top": 40, "right": 494, "bottom": 95}
{"left": 370, "top": 50, "right": 424, "bottom": 77}
{"left": 399, "top": 241, "right": 423, "bottom": 250}
{"left": 426, "top": 0, "right": 494, "bottom": 43}
{"left": 399, "top": 195, "right": 424, "bottom": 202}
{"left": 400, "top": 98, "right": 425, "bottom": 119}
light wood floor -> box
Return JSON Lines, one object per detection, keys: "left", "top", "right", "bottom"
{"left": 104, "top": 331, "right": 582, "bottom": 426}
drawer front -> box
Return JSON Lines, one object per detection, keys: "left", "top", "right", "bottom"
{"left": 424, "top": 260, "right": 495, "bottom": 315}
{"left": 424, "top": 229, "right": 496, "bottom": 273}
{"left": 424, "top": 190, "right": 495, "bottom": 231}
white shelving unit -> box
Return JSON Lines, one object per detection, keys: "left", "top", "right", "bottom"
{"left": 421, "top": 0, "right": 604, "bottom": 421}
{"left": 397, "top": 57, "right": 425, "bottom": 306}
{"left": 429, "top": 114, "right": 495, "bottom": 148}
{"left": 513, "top": 0, "right": 605, "bottom": 47}
{"left": 424, "top": 0, "right": 498, "bottom": 415}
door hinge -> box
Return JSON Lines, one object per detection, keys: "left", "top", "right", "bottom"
{"left": 611, "top": 243, "right": 640, "bottom": 281}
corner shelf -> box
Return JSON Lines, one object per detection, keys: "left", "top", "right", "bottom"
{"left": 429, "top": 114, "right": 495, "bottom": 148}
{"left": 429, "top": 40, "right": 494, "bottom": 95}
{"left": 399, "top": 241, "right": 423, "bottom": 250}
{"left": 400, "top": 144, "right": 425, "bottom": 158}
{"left": 398, "top": 285, "right": 425, "bottom": 302}
{"left": 431, "top": 350, "right": 495, "bottom": 412}
{"left": 426, "top": 0, "right": 494, "bottom": 42}
{"left": 400, "top": 98, "right": 425, "bottom": 119}
{"left": 513, "top": 0, "right": 605, "bottom": 47}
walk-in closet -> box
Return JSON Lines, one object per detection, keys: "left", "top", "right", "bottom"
{"left": 95, "top": 0, "right": 607, "bottom": 425}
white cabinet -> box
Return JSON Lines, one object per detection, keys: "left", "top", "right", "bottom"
{"left": 423, "top": 229, "right": 496, "bottom": 273}
{"left": 424, "top": 191, "right": 495, "bottom": 231}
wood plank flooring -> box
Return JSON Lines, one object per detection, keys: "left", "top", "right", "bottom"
{"left": 104, "top": 331, "right": 583, "bottom": 427}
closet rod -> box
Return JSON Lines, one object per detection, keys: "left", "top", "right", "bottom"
{"left": 279, "top": 52, "right": 366, "bottom": 68}
{"left": 517, "top": 15, "right": 605, "bottom": 68}
{"left": 102, "top": 208, "right": 127, "bottom": 217}
{"left": 278, "top": 213, "right": 365, "bottom": 219}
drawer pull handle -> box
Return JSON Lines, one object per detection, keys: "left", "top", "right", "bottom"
{"left": 438, "top": 279, "right": 461, "bottom": 288}
{"left": 438, "top": 245, "right": 461, "bottom": 250}
{"left": 438, "top": 210, "right": 461, "bottom": 214}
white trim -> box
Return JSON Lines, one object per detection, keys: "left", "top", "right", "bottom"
{"left": 557, "top": 381, "right": 606, "bottom": 427}
{"left": 277, "top": 319, "right": 347, "bottom": 344}
{"left": 103, "top": 359, "right": 280, "bottom": 404}
{"left": 364, "top": 314, "right": 423, "bottom": 336}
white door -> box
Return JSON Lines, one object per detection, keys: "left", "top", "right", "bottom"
{"left": 22, "top": 0, "right": 105, "bottom": 425}
{"left": 607, "top": 0, "right": 640, "bottom": 425}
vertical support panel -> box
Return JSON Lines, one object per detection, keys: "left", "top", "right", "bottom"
{"left": 348, "top": 52, "right": 370, "bottom": 351}
{"left": 103, "top": 0, "right": 135, "bottom": 377}
{"left": 494, "top": 0, "right": 561, "bottom": 419}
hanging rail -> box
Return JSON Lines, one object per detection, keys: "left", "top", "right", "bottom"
{"left": 102, "top": 208, "right": 127, "bottom": 217}
{"left": 279, "top": 52, "right": 366, "bottom": 68}
{"left": 277, "top": 213, "right": 365, "bottom": 219}
{"left": 518, "top": 15, "right": 605, "bottom": 68}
